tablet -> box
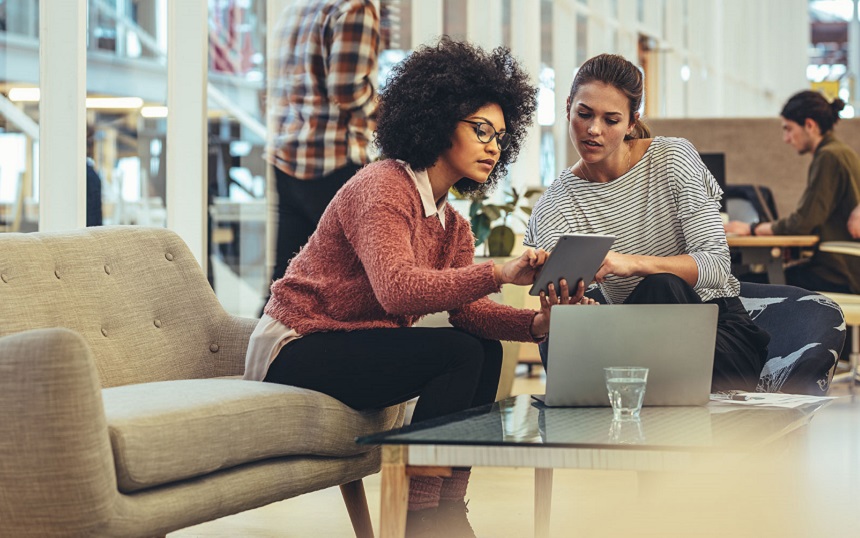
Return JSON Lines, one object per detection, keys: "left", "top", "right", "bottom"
{"left": 528, "top": 234, "right": 616, "bottom": 296}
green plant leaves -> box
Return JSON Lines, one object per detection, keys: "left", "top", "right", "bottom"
{"left": 488, "top": 225, "right": 516, "bottom": 257}
{"left": 472, "top": 212, "right": 492, "bottom": 246}
{"left": 453, "top": 186, "right": 544, "bottom": 248}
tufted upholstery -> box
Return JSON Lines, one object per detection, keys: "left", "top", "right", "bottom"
{"left": 0, "top": 226, "right": 405, "bottom": 537}
{"left": 0, "top": 226, "right": 249, "bottom": 386}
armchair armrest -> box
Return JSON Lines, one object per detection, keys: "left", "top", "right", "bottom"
{"left": 213, "top": 315, "right": 259, "bottom": 377}
{"left": 0, "top": 328, "right": 117, "bottom": 535}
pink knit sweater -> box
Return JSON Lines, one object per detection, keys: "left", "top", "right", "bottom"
{"left": 264, "top": 159, "right": 539, "bottom": 342}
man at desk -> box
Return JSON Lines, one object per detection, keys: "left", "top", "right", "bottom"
{"left": 725, "top": 90, "right": 860, "bottom": 293}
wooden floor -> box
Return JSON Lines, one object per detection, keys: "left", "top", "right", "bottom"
{"left": 170, "top": 366, "right": 860, "bottom": 538}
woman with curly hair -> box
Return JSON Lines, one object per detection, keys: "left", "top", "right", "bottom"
{"left": 244, "top": 39, "right": 590, "bottom": 536}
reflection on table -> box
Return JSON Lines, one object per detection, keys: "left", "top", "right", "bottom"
{"left": 726, "top": 234, "right": 818, "bottom": 285}
{"left": 359, "top": 394, "right": 831, "bottom": 538}
{"left": 359, "top": 394, "right": 824, "bottom": 454}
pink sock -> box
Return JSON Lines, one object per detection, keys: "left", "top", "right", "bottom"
{"left": 408, "top": 476, "right": 443, "bottom": 511}
{"left": 439, "top": 469, "right": 470, "bottom": 501}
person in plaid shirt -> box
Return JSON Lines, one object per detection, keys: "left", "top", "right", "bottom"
{"left": 267, "top": 0, "right": 379, "bottom": 305}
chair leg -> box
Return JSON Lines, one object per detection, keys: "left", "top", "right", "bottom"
{"left": 340, "top": 479, "right": 375, "bottom": 538}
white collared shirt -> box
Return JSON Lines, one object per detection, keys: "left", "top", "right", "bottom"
{"left": 398, "top": 160, "right": 447, "bottom": 228}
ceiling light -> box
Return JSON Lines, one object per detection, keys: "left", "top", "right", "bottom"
{"left": 141, "top": 106, "right": 168, "bottom": 118}
{"left": 8, "top": 87, "right": 41, "bottom": 102}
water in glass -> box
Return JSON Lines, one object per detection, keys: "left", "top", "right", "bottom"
{"left": 606, "top": 377, "right": 647, "bottom": 419}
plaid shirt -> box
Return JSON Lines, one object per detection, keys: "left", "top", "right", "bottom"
{"left": 271, "top": 0, "right": 379, "bottom": 180}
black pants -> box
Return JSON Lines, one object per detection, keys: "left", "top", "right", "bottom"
{"left": 624, "top": 274, "right": 771, "bottom": 392}
{"left": 264, "top": 327, "right": 504, "bottom": 424}
{"left": 266, "top": 164, "right": 362, "bottom": 306}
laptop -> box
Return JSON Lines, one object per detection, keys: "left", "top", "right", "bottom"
{"left": 534, "top": 304, "right": 718, "bottom": 407}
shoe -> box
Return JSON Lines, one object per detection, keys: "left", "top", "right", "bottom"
{"left": 436, "top": 499, "right": 476, "bottom": 538}
{"left": 405, "top": 507, "right": 439, "bottom": 538}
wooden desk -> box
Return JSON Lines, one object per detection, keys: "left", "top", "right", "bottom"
{"left": 726, "top": 235, "right": 819, "bottom": 285}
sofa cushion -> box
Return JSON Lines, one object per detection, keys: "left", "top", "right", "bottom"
{"left": 102, "top": 378, "right": 403, "bottom": 493}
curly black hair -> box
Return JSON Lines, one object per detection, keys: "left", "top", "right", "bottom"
{"left": 374, "top": 37, "right": 538, "bottom": 197}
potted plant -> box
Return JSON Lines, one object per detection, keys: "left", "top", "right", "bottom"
{"left": 454, "top": 187, "right": 543, "bottom": 257}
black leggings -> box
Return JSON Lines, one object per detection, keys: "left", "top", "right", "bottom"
{"left": 264, "top": 327, "right": 503, "bottom": 424}
{"left": 624, "top": 273, "right": 771, "bottom": 392}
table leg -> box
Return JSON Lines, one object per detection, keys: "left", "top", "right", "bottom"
{"left": 534, "top": 467, "right": 553, "bottom": 538}
{"left": 735, "top": 246, "right": 786, "bottom": 285}
{"left": 765, "top": 258, "right": 786, "bottom": 285}
{"left": 380, "top": 446, "right": 409, "bottom": 538}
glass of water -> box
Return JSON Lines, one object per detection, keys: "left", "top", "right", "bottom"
{"left": 604, "top": 367, "right": 649, "bottom": 420}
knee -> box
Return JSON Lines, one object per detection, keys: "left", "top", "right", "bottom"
{"left": 635, "top": 273, "right": 694, "bottom": 297}
{"left": 627, "top": 273, "right": 699, "bottom": 305}
{"left": 441, "top": 332, "right": 486, "bottom": 371}
{"left": 435, "top": 332, "right": 504, "bottom": 374}
{"left": 639, "top": 273, "right": 688, "bottom": 291}
{"left": 482, "top": 339, "right": 503, "bottom": 364}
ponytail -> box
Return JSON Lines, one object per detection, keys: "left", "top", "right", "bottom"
{"left": 625, "top": 118, "right": 651, "bottom": 140}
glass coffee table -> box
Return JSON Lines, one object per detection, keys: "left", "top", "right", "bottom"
{"left": 357, "top": 394, "right": 830, "bottom": 538}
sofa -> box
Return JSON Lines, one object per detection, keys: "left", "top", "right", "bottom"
{"left": 0, "top": 226, "right": 405, "bottom": 537}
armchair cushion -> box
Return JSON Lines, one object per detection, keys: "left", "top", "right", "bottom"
{"left": 738, "top": 282, "right": 845, "bottom": 394}
{"left": 103, "top": 378, "right": 403, "bottom": 493}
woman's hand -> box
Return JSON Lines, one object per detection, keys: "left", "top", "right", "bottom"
{"left": 594, "top": 251, "right": 639, "bottom": 283}
{"left": 495, "top": 248, "right": 549, "bottom": 286}
{"left": 530, "top": 279, "right": 597, "bottom": 337}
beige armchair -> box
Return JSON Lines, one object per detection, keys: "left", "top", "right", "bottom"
{"left": 0, "top": 226, "right": 404, "bottom": 537}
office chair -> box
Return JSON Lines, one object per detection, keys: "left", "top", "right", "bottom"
{"left": 723, "top": 184, "right": 779, "bottom": 223}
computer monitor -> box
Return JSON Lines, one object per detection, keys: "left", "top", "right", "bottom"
{"left": 699, "top": 153, "right": 726, "bottom": 192}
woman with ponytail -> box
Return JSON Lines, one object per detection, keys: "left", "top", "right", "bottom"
{"left": 725, "top": 90, "right": 860, "bottom": 294}
{"left": 526, "top": 53, "right": 770, "bottom": 392}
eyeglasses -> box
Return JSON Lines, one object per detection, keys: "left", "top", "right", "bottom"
{"left": 459, "top": 120, "right": 511, "bottom": 151}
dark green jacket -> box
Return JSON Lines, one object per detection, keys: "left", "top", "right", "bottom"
{"left": 771, "top": 133, "right": 860, "bottom": 292}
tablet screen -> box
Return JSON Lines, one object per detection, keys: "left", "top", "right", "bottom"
{"left": 528, "top": 234, "right": 615, "bottom": 296}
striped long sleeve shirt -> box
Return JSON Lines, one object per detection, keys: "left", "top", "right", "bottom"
{"left": 525, "top": 136, "right": 740, "bottom": 305}
{"left": 271, "top": 0, "right": 379, "bottom": 179}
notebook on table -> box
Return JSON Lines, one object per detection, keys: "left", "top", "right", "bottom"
{"left": 534, "top": 304, "right": 719, "bottom": 407}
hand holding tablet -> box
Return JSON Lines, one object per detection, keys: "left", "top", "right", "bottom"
{"left": 528, "top": 234, "right": 616, "bottom": 296}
